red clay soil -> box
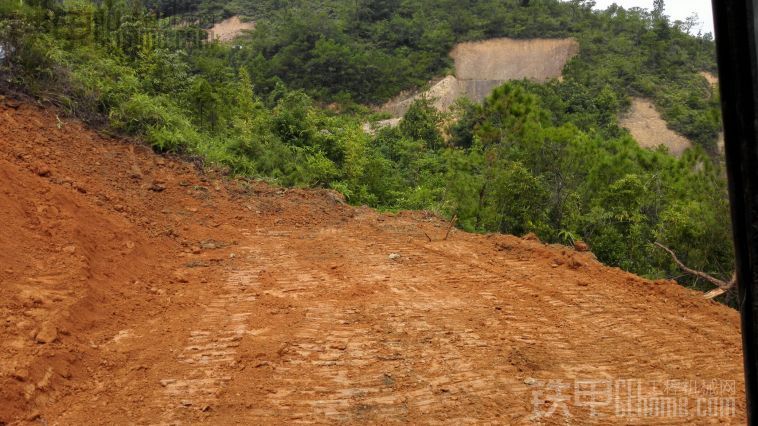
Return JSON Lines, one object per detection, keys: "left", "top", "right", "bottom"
{"left": 0, "top": 99, "right": 746, "bottom": 424}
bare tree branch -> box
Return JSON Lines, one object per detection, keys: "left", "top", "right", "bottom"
{"left": 654, "top": 242, "right": 736, "bottom": 299}
{"left": 444, "top": 214, "right": 458, "bottom": 241}
{"left": 704, "top": 288, "right": 728, "bottom": 299}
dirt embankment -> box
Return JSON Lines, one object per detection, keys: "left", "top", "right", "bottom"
{"left": 382, "top": 38, "right": 579, "bottom": 117}
{"left": 0, "top": 99, "right": 746, "bottom": 424}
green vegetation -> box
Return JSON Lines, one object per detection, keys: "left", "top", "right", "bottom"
{"left": 0, "top": 0, "right": 733, "bottom": 302}
{"left": 227, "top": 0, "right": 721, "bottom": 149}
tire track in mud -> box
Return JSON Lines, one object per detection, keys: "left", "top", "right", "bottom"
{"left": 144, "top": 219, "right": 741, "bottom": 424}
{"left": 152, "top": 230, "right": 263, "bottom": 423}
{"left": 231, "top": 221, "right": 741, "bottom": 424}
{"left": 226, "top": 227, "right": 534, "bottom": 423}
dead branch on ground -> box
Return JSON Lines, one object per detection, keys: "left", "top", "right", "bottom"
{"left": 444, "top": 215, "right": 458, "bottom": 241}
{"left": 654, "top": 242, "right": 736, "bottom": 299}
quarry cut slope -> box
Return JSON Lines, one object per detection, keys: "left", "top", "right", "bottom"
{"left": 450, "top": 38, "right": 580, "bottom": 81}
{"left": 382, "top": 38, "right": 579, "bottom": 117}
{"left": 0, "top": 99, "right": 746, "bottom": 424}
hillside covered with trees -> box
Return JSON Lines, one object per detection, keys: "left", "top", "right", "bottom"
{"left": 0, "top": 0, "right": 732, "bottom": 301}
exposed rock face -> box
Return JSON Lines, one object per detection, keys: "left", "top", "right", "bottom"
{"left": 381, "top": 38, "right": 579, "bottom": 117}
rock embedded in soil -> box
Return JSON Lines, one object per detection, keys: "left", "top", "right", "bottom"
{"left": 35, "top": 323, "right": 58, "bottom": 344}
{"left": 149, "top": 182, "right": 166, "bottom": 192}
{"left": 574, "top": 240, "right": 590, "bottom": 252}
{"left": 33, "top": 164, "right": 51, "bottom": 177}
{"left": 172, "top": 270, "right": 190, "bottom": 283}
{"left": 12, "top": 368, "right": 30, "bottom": 382}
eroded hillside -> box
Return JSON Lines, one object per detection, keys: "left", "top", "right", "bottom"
{"left": 207, "top": 16, "right": 255, "bottom": 42}
{"left": 621, "top": 98, "right": 694, "bottom": 157}
{"left": 382, "top": 38, "right": 579, "bottom": 117}
{"left": 0, "top": 100, "right": 745, "bottom": 424}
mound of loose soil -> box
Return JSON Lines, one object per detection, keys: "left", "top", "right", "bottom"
{"left": 0, "top": 99, "right": 746, "bottom": 424}
{"left": 621, "top": 98, "right": 694, "bottom": 157}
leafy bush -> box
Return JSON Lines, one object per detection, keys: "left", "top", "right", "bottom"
{"left": 110, "top": 94, "right": 200, "bottom": 151}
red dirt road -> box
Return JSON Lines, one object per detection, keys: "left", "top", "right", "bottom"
{"left": 0, "top": 100, "right": 746, "bottom": 424}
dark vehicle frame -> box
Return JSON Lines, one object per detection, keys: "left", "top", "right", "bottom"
{"left": 713, "top": 0, "right": 758, "bottom": 423}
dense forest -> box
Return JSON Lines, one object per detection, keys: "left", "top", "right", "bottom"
{"left": 0, "top": 0, "right": 733, "bottom": 301}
